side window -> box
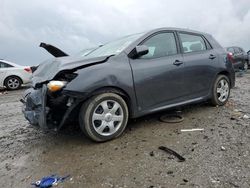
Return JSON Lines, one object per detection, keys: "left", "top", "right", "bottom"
{"left": 179, "top": 33, "right": 207, "bottom": 53}
{"left": 0, "top": 62, "right": 13, "bottom": 68}
{"left": 140, "top": 32, "right": 177, "bottom": 59}
{"left": 0, "top": 62, "right": 5, "bottom": 68}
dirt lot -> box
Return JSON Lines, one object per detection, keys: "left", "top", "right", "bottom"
{"left": 0, "top": 72, "right": 249, "bottom": 188}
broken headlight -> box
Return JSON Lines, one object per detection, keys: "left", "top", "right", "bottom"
{"left": 47, "top": 80, "right": 67, "bottom": 92}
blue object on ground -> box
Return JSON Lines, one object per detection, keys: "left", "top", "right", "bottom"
{"left": 31, "top": 174, "right": 70, "bottom": 188}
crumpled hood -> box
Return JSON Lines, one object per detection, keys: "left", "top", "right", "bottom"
{"left": 32, "top": 55, "right": 110, "bottom": 86}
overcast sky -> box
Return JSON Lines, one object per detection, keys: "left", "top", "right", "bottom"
{"left": 1, "top": 0, "right": 250, "bottom": 65}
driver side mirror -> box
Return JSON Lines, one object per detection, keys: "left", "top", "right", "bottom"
{"left": 129, "top": 45, "right": 149, "bottom": 59}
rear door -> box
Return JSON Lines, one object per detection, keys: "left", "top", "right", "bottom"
{"left": 129, "top": 31, "right": 187, "bottom": 111}
{"left": 177, "top": 32, "right": 218, "bottom": 98}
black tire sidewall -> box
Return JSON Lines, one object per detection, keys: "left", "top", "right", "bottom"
{"left": 211, "top": 75, "right": 230, "bottom": 106}
{"left": 79, "top": 93, "right": 129, "bottom": 142}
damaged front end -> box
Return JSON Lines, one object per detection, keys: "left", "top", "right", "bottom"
{"left": 21, "top": 55, "right": 110, "bottom": 131}
{"left": 21, "top": 74, "right": 81, "bottom": 131}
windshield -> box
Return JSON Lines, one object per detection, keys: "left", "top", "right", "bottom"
{"left": 86, "top": 33, "right": 144, "bottom": 58}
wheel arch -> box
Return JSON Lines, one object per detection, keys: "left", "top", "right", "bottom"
{"left": 217, "top": 71, "right": 232, "bottom": 87}
{"left": 87, "top": 86, "right": 134, "bottom": 118}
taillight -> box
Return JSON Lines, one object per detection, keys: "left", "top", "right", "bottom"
{"left": 227, "top": 53, "right": 235, "bottom": 64}
{"left": 24, "top": 67, "right": 32, "bottom": 73}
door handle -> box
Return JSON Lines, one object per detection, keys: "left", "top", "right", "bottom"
{"left": 173, "top": 60, "right": 183, "bottom": 66}
{"left": 209, "top": 54, "right": 216, "bottom": 59}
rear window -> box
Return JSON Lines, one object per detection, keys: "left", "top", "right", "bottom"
{"left": 179, "top": 33, "right": 207, "bottom": 53}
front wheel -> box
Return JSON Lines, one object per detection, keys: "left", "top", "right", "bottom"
{"left": 211, "top": 75, "right": 230, "bottom": 106}
{"left": 79, "top": 93, "right": 129, "bottom": 142}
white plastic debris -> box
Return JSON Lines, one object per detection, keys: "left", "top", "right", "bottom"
{"left": 180, "top": 128, "right": 204, "bottom": 132}
{"left": 243, "top": 115, "right": 249, "bottom": 119}
{"left": 221, "top": 146, "right": 226, "bottom": 151}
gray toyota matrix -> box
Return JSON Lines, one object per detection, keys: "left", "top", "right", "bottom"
{"left": 22, "top": 28, "right": 235, "bottom": 142}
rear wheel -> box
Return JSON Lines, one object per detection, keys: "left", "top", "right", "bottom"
{"left": 79, "top": 93, "right": 129, "bottom": 142}
{"left": 4, "top": 76, "right": 22, "bottom": 90}
{"left": 211, "top": 75, "right": 230, "bottom": 106}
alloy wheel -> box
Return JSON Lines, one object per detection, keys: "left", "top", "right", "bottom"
{"left": 216, "top": 79, "right": 229, "bottom": 103}
{"left": 7, "top": 78, "right": 20, "bottom": 90}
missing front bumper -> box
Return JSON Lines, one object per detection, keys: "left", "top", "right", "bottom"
{"left": 22, "top": 85, "right": 83, "bottom": 131}
{"left": 22, "top": 85, "right": 48, "bottom": 129}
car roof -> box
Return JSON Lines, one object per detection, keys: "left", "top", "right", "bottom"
{"left": 226, "top": 46, "right": 242, "bottom": 49}
{"left": 123, "top": 27, "right": 214, "bottom": 54}
{"left": 145, "top": 27, "right": 211, "bottom": 36}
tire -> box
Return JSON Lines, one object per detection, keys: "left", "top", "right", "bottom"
{"left": 243, "top": 61, "right": 248, "bottom": 71}
{"left": 79, "top": 93, "right": 129, "bottom": 142}
{"left": 4, "top": 76, "right": 22, "bottom": 90}
{"left": 211, "top": 75, "right": 230, "bottom": 106}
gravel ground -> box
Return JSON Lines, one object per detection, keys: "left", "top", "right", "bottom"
{"left": 0, "top": 72, "right": 249, "bottom": 188}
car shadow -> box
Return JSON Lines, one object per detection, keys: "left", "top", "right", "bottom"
{"left": 51, "top": 101, "right": 211, "bottom": 145}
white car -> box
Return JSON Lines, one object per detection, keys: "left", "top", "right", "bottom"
{"left": 0, "top": 60, "right": 32, "bottom": 90}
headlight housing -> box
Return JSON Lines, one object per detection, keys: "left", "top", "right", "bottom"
{"left": 47, "top": 80, "right": 67, "bottom": 92}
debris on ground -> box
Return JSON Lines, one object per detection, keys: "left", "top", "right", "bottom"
{"left": 159, "top": 113, "right": 184, "bottom": 123}
{"left": 31, "top": 174, "right": 70, "bottom": 188}
{"left": 0, "top": 90, "right": 8, "bottom": 95}
{"left": 231, "top": 111, "right": 242, "bottom": 120}
{"left": 158, "top": 146, "right": 185, "bottom": 162}
{"left": 167, "top": 170, "right": 174, "bottom": 175}
{"left": 183, "top": 179, "right": 189, "bottom": 183}
{"left": 180, "top": 128, "right": 204, "bottom": 132}
{"left": 243, "top": 115, "right": 249, "bottom": 119}
{"left": 149, "top": 151, "right": 154, "bottom": 157}
{"left": 221, "top": 146, "right": 226, "bottom": 151}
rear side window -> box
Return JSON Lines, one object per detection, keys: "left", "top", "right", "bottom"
{"left": 179, "top": 33, "right": 207, "bottom": 53}
{"left": 0, "top": 62, "right": 13, "bottom": 68}
{"left": 140, "top": 32, "right": 177, "bottom": 59}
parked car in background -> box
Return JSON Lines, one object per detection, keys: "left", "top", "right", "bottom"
{"left": 226, "top": 46, "right": 248, "bottom": 71}
{"left": 22, "top": 27, "right": 235, "bottom": 142}
{"left": 0, "top": 60, "right": 32, "bottom": 90}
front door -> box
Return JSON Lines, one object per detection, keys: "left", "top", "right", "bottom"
{"left": 129, "top": 32, "right": 187, "bottom": 112}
